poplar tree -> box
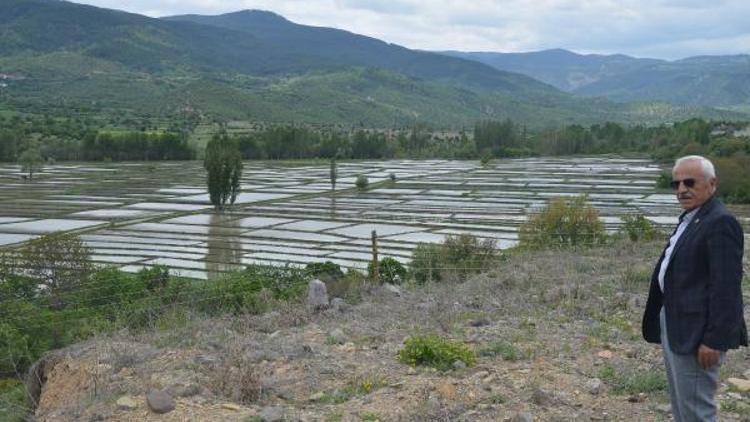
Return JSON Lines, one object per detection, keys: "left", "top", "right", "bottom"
{"left": 204, "top": 133, "right": 242, "bottom": 210}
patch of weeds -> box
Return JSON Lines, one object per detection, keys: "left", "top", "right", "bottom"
{"left": 360, "top": 413, "right": 381, "bottom": 421}
{"left": 598, "top": 364, "right": 667, "bottom": 395}
{"left": 478, "top": 341, "right": 522, "bottom": 361}
{"left": 324, "top": 412, "right": 344, "bottom": 422}
{"left": 0, "top": 378, "right": 28, "bottom": 422}
{"left": 619, "top": 267, "right": 652, "bottom": 291}
{"left": 485, "top": 393, "right": 507, "bottom": 404}
{"left": 316, "top": 390, "right": 352, "bottom": 404}
{"left": 398, "top": 335, "right": 476, "bottom": 371}
{"left": 344, "top": 374, "right": 387, "bottom": 396}
{"left": 721, "top": 399, "right": 750, "bottom": 417}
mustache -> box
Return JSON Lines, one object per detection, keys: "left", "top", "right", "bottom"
{"left": 677, "top": 193, "right": 693, "bottom": 200}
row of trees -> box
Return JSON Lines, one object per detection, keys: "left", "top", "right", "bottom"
{"left": 0, "top": 114, "right": 195, "bottom": 162}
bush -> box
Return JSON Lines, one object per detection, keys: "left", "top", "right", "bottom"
{"left": 410, "top": 243, "right": 443, "bottom": 284}
{"left": 18, "top": 233, "right": 93, "bottom": 309}
{"left": 655, "top": 170, "right": 671, "bottom": 189}
{"left": 368, "top": 257, "right": 407, "bottom": 284}
{"left": 713, "top": 155, "right": 750, "bottom": 203}
{"left": 305, "top": 261, "right": 345, "bottom": 282}
{"left": 410, "top": 234, "right": 497, "bottom": 284}
{"left": 207, "top": 264, "right": 309, "bottom": 314}
{"left": 355, "top": 174, "right": 369, "bottom": 190}
{"left": 518, "top": 195, "right": 606, "bottom": 249}
{"left": 620, "top": 213, "right": 661, "bottom": 242}
{"left": 398, "top": 335, "right": 476, "bottom": 371}
{"left": 441, "top": 234, "right": 497, "bottom": 282}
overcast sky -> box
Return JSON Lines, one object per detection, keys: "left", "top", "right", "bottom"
{"left": 69, "top": 0, "right": 749, "bottom": 60}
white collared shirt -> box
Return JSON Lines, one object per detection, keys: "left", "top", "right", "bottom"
{"left": 658, "top": 207, "right": 700, "bottom": 292}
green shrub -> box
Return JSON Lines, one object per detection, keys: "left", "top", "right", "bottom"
{"left": 306, "top": 261, "right": 345, "bottom": 282}
{"left": 655, "top": 170, "right": 671, "bottom": 189}
{"left": 398, "top": 335, "right": 476, "bottom": 371}
{"left": 598, "top": 364, "right": 667, "bottom": 395}
{"left": 368, "top": 257, "right": 407, "bottom": 284}
{"left": 410, "top": 243, "right": 443, "bottom": 284}
{"left": 0, "top": 378, "right": 26, "bottom": 422}
{"left": 478, "top": 341, "right": 522, "bottom": 361}
{"left": 518, "top": 195, "right": 606, "bottom": 249}
{"left": 620, "top": 213, "right": 661, "bottom": 242}
{"left": 355, "top": 174, "right": 369, "bottom": 190}
{"left": 409, "top": 234, "right": 497, "bottom": 284}
{"left": 713, "top": 155, "right": 750, "bottom": 203}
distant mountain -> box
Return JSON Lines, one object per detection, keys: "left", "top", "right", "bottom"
{"left": 442, "top": 49, "right": 750, "bottom": 108}
{"left": 0, "top": 1, "right": 744, "bottom": 127}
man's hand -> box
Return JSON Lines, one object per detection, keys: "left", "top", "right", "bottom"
{"left": 697, "top": 344, "right": 721, "bottom": 370}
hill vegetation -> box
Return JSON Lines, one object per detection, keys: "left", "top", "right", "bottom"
{"left": 444, "top": 49, "right": 750, "bottom": 109}
{"left": 0, "top": 1, "right": 746, "bottom": 129}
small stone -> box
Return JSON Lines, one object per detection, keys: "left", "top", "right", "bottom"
{"left": 728, "top": 377, "right": 750, "bottom": 392}
{"left": 309, "top": 392, "right": 326, "bottom": 402}
{"left": 116, "top": 396, "right": 138, "bottom": 410}
{"left": 452, "top": 360, "right": 467, "bottom": 370}
{"left": 627, "top": 393, "right": 647, "bottom": 403}
{"left": 307, "top": 279, "right": 329, "bottom": 310}
{"left": 222, "top": 403, "right": 241, "bottom": 411}
{"left": 531, "top": 388, "right": 556, "bottom": 406}
{"left": 330, "top": 297, "right": 348, "bottom": 312}
{"left": 407, "top": 367, "right": 417, "bottom": 375}
{"left": 586, "top": 378, "right": 603, "bottom": 395}
{"left": 597, "top": 350, "right": 613, "bottom": 359}
{"left": 259, "top": 406, "right": 285, "bottom": 422}
{"left": 146, "top": 389, "right": 175, "bottom": 414}
{"left": 656, "top": 404, "right": 672, "bottom": 414}
{"left": 383, "top": 283, "right": 402, "bottom": 296}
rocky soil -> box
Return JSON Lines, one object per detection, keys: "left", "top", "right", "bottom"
{"left": 26, "top": 240, "right": 750, "bottom": 421}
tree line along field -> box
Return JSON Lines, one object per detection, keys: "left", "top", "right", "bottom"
{"left": 2, "top": 113, "right": 749, "bottom": 202}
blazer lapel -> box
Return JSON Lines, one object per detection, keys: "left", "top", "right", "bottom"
{"left": 668, "top": 196, "right": 716, "bottom": 262}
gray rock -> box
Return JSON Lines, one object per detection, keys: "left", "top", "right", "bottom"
{"left": 586, "top": 378, "right": 603, "bottom": 395}
{"left": 452, "top": 360, "right": 467, "bottom": 370}
{"left": 115, "top": 395, "right": 138, "bottom": 410}
{"left": 146, "top": 389, "right": 175, "bottom": 414}
{"left": 512, "top": 412, "right": 533, "bottom": 422}
{"left": 656, "top": 404, "right": 672, "bottom": 414}
{"left": 383, "top": 283, "right": 402, "bottom": 296}
{"left": 331, "top": 297, "right": 348, "bottom": 312}
{"left": 307, "top": 279, "right": 329, "bottom": 310}
{"left": 531, "top": 388, "right": 556, "bottom": 406}
{"left": 259, "top": 406, "right": 285, "bottom": 422}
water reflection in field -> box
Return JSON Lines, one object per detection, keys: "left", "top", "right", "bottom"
{"left": 2, "top": 157, "right": 741, "bottom": 279}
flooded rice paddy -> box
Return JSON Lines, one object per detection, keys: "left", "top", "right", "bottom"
{"left": 1, "top": 158, "right": 747, "bottom": 280}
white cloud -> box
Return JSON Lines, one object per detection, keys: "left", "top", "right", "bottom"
{"left": 69, "top": 0, "right": 750, "bottom": 59}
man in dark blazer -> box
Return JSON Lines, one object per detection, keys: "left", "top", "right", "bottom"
{"left": 643, "top": 155, "right": 746, "bottom": 421}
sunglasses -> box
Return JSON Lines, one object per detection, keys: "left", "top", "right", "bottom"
{"left": 670, "top": 178, "right": 697, "bottom": 190}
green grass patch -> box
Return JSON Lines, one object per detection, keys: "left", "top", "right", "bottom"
{"left": 398, "top": 335, "right": 476, "bottom": 371}
{"left": 478, "top": 341, "right": 522, "bottom": 361}
{"left": 598, "top": 364, "right": 667, "bottom": 395}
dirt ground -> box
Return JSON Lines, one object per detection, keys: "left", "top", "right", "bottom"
{"left": 29, "top": 240, "right": 750, "bottom": 421}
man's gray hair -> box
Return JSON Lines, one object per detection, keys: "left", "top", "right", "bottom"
{"left": 675, "top": 155, "right": 716, "bottom": 179}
